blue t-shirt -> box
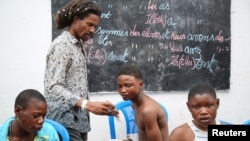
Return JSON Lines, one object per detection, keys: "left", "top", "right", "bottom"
{"left": 0, "top": 117, "right": 60, "bottom": 141}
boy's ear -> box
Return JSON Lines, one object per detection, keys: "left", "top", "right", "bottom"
{"left": 139, "top": 80, "right": 144, "bottom": 87}
{"left": 186, "top": 101, "right": 191, "bottom": 111}
{"left": 15, "top": 105, "right": 24, "bottom": 119}
{"left": 14, "top": 105, "right": 23, "bottom": 114}
{"left": 216, "top": 98, "right": 220, "bottom": 108}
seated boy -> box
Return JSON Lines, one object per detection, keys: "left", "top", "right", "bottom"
{"left": 117, "top": 64, "right": 169, "bottom": 141}
{"left": 170, "top": 84, "right": 225, "bottom": 141}
{"left": 0, "top": 89, "right": 60, "bottom": 141}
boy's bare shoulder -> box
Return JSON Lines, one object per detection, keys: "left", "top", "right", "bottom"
{"left": 170, "top": 123, "right": 193, "bottom": 141}
{"left": 171, "top": 123, "right": 190, "bottom": 133}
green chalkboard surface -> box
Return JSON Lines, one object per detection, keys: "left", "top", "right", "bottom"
{"left": 51, "top": 0, "right": 231, "bottom": 92}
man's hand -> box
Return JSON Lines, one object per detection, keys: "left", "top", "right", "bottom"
{"left": 86, "top": 101, "right": 119, "bottom": 116}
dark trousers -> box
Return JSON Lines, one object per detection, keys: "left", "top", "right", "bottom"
{"left": 66, "top": 128, "right": 88, "bottom": 141}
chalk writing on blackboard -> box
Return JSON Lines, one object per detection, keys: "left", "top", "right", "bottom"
{"left": 51, "top": 0, "right": 231, "bottom": 92}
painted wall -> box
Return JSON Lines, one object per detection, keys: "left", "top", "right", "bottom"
{"left": 0, "top": 0, "right": 249, "bottom": 140}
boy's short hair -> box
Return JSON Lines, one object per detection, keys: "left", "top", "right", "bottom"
{"left": 188, "top": 84, "right": 216, "bottom": 100}
{"left": 117, "top": 64, "right": 143, "bottom": 80}
{"left": 15, "top": 89, "right": 46, "bottom": 109}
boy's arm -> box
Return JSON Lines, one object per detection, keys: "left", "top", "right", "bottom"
{"left": 141, "top": 107, "right": 163, "bottom": 141}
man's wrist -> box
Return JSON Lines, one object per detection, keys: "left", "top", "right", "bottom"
{"left": 81, "top": 100, "right": 89, "bottom": 111}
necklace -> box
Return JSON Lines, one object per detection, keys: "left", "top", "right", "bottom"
{"left": 8, "top": 121, "right": 13, "bottom": 141}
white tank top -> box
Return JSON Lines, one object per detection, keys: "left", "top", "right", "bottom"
{"left": 188, "top": 120, "right": 220, "bottom": 141}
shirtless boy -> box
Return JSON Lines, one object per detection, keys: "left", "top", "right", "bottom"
{"left": 117, "top": 64, "right": 169, "bottom": 141}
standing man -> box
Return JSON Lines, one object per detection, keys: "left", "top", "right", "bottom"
{"left": 117, "top": 64, "right": 169, "bottom": 141}
{"left": 44, "top": 0, "right": 118, "bottom": 141}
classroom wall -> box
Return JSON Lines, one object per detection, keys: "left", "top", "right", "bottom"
{"left": 0, "top": 0, "right": 249, "bottom": 140}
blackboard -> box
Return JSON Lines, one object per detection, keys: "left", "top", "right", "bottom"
{"left": 51, "top": 0, "right": 231, "bottom": 92}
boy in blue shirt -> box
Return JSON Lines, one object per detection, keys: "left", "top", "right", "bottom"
{"left": 0, "top": 89, "right": 59, "bottom": 141}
